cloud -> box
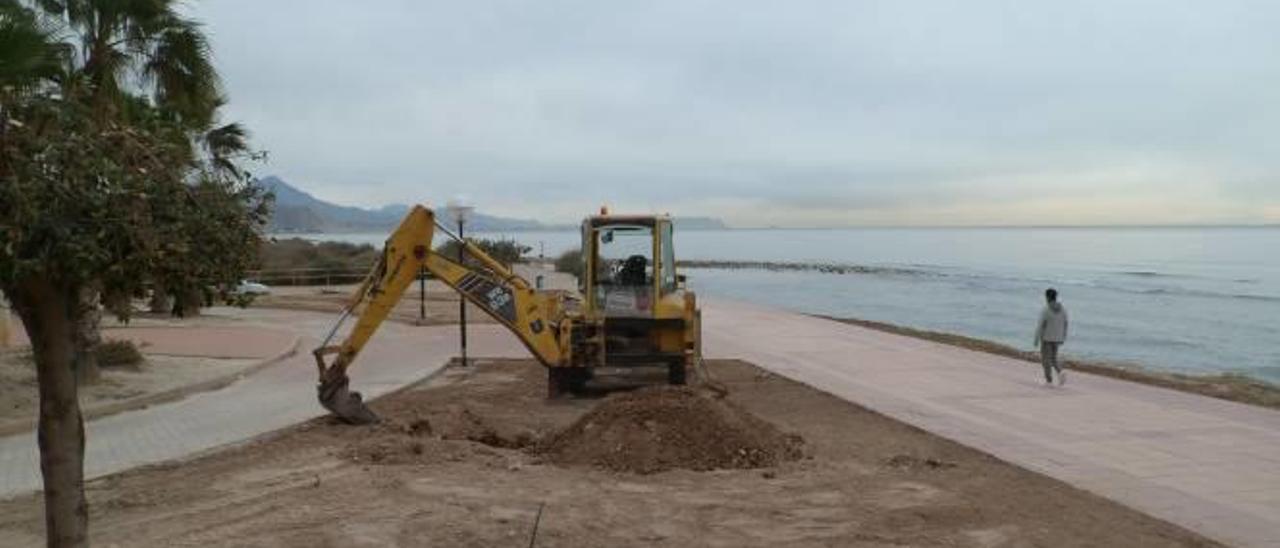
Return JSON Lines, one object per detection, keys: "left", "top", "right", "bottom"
{"left": 193, "top": 0, "right": 1280, "bottom": 226}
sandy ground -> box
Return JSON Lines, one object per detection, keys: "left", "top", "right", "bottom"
{"left": 0, "top": 359, "right": 1218, "bottom": 547}
{"left": 0, "top": 350, "right": 257, "bottom": 430}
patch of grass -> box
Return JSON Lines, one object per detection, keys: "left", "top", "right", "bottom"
{"left": 435, "top": 238, "right": 530, "bottom": 268}
{"left": 96, "top": 339, "right": 144, "bottom": 369}
{"left": 823, "top": 316, "right": 1280, "bottom": 411}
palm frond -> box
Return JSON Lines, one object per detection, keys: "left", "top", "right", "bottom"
{"left": 0, "top": 0, "right": 66, "bottom": 92}
{"left": 143, "top": 14, "right": 221, "bottom": 126}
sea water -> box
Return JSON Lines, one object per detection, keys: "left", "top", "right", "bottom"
{"left": 282, "top": 227, "right": 1280, "bottom": 383}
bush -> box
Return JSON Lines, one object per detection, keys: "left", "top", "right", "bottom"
{"left": 96, "top": 339, "right": 144, "bottom": 368}
{"left": 435, "top": 238, "right": 531, "bottom": 268}
{"left": 555, "top": 249, "right": 583, "bottom": 278}
{"left": 258, "top": 238, "right": 379, "bottom": 271}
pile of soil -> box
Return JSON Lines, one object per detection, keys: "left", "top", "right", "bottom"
{"left": 539, "top": 386, "right": 805, "bottom": 474}
{"left": 344, "top": 404, "right": 534, "bottom": 465}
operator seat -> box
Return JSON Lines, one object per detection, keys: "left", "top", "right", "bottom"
{"left": 618, "top": 254, "right": 648, "bottom": 286}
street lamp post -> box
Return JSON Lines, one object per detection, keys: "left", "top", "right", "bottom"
{"left": 447, "top": 200, "right": 475, "bottom": 366}
{"left": 418, "top": 265, "right": 426, "bottom": 322}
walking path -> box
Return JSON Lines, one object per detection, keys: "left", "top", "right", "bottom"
{"left": 0, "top": 308, "right": 526, "bottom": 498}
{"left": 702, "top": 298, "right": 1280, "bottom": 548}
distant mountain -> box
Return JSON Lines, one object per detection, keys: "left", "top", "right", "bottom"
{"left": 256, "top": 176, "right": 729, "bottom": 233}
{"left": 256, "top": 176, "right": 547, "bottom": 233}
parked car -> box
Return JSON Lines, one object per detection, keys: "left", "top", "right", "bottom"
{"left": 234, "top": 280, "right": 271, "bottom": 296}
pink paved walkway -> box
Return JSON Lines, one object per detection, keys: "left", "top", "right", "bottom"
{"left": 703, "top": 299, "right": 1280, "bottom": 548}
{"left": 99, "top": 326, "right": 293, "bottom": 359}
{"left": 9, "top": 325, "right": 292, "bottom": 359}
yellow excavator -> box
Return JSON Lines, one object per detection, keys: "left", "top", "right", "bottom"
{"left": 312, "top": 205, "right": 703, "bottom": 424}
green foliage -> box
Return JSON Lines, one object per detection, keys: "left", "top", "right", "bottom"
{"left": 224, "top": 291, "right": 256, "bottom": 308}
{"left": 95, "top": 339, "right": 142, "bottom": 368}
{"left": 0, "top": 0, "right": 267, "bottom": 317}
{"left": 0, "top": 95, "right": 269, "bottom": 319}
{"left": 435, "top": 238, "right": 531, "bottom": 268}
{"left": 554, "top": 249, "right": 584, "bottom": 278}
{"left": 259, "top": 238, "right": 379, "bottom": 271}
{"left": 35, "top": 0, "right": 223, "bottom": 126}
{"left": 0, "top": 0, "right": 66, "bottom": 93}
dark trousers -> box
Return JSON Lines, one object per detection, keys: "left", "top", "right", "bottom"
{"left": 1040, "top": 342, "right": 1062, "bottom": 382}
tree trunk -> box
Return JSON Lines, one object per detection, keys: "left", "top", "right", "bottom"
{"left": 173, "top": 288, "right": 202, "bottom": 318}
{"left": 148, "top": 291, "right": 171, "bottom": 314}
{"left": 71, "top": 286, "right": 100, "bottom": 384}
{"left": 7, "top": 279, "right": 90, "bottom": 548}
{"left": 102, "top": 291, "right": 132, "bottom": 324}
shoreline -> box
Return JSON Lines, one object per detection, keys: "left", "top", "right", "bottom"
{"left": 819, "top": 315, "right": 1280, "bottom": 411}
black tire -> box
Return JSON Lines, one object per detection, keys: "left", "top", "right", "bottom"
{"left": 667, "top": 361, "right": 687, "bottom": 386}
{"left": 547, "top": 368, "right": 567, "bottom": 399}
{"left": 567, "top": 368, "right": 589, "bottom": 394}
{"left": 548, "top": 368, "right": 590, "bottom": 398}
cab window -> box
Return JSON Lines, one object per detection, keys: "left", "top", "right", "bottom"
{"left": 593, "top": 224, "right": 653, "bottom": 315}
{"left": 659, "top": 222, "right": 676, "bottom": 293}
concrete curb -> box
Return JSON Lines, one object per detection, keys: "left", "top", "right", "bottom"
{"left": 0, "top": 335, "right": 303, "bottom": 438}
{"left": 107, "top": 354, "right": 466, "bottom": 474}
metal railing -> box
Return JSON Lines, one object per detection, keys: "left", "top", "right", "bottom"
{"left": 244, "top": 266, "right": 376, "bottom": 287}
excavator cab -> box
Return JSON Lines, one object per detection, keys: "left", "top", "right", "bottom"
{"left": 577, "top": 213, "right": 696, "bottom": 386}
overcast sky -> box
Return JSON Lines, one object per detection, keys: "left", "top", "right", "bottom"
{"left": 192, "top": 1, "right": 1280, "bottom": 227}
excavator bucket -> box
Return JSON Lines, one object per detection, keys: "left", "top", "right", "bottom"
{"left": 318, "top": 374, "right": 380, "bottom": 424}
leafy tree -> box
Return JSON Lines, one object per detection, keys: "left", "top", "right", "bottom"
{"left": 1, "top": 93, "right": 268, "bottom": 548}
{"left": 435, "top": 237, "right": 531, "bottom": 268}
{"left": 0, "top": 2, "right": 265, "bottom": 546}
{"left": 22, "top": 0, "right": 233, "bottom": 380}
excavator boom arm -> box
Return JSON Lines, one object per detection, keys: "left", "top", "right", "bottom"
{"left": 312, "top": 205, "right": 566, "bottom": 423}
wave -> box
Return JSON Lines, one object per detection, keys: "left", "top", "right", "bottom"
{"left": 1135, "top": 287, "right": 1280, "bottom": 303}
{"left": 677, "top": 260, "right": 934, "bottom": 277}
{"left": 1120, "top": 270, "right": 1168, "bottom": 278}
{"left": 681, "top": 259, "right": 1280, "bottom": 304}
{"left": 1115, "top": 271, "right": 1259, "bottom": 285}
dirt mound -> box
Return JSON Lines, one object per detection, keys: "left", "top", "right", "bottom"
{"left": 539, "top": 386, "right": 804, "bottom": 474}
{"left": 344, "top": 405, "right": 533, "bottom": 465}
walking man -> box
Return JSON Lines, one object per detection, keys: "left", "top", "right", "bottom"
{"left": 1034, "top": 288, "right": 1069, "bottom": 386}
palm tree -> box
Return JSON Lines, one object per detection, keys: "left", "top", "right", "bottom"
{"left": 0, "top": 0, "right": 65, "bottom": 155}
{"left": 27, "top": 0, "right": 231, "bottom": 381}
{"left": 38, "top": 0, "right": 222, "bottom": 125}
{"left": 0, "top": 1, "right": 62, "bottom": 91}
{"left": 4, "top": 4, "right": 234, "bottom": 546}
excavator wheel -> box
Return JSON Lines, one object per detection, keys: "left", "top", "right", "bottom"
{"left": 667, "top": 359, "right": 687, "bottom": 386}
{"left": 547, "top": 368, "right": 589, "bottom": 399}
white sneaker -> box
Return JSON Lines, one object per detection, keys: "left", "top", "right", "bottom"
{"left": 1057, "top": 370, "right": 1066, "bottom": 386}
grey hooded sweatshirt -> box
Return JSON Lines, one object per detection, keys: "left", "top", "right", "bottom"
{"left": 1034, "top": 302, "right": 1069, "bottom": 345}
